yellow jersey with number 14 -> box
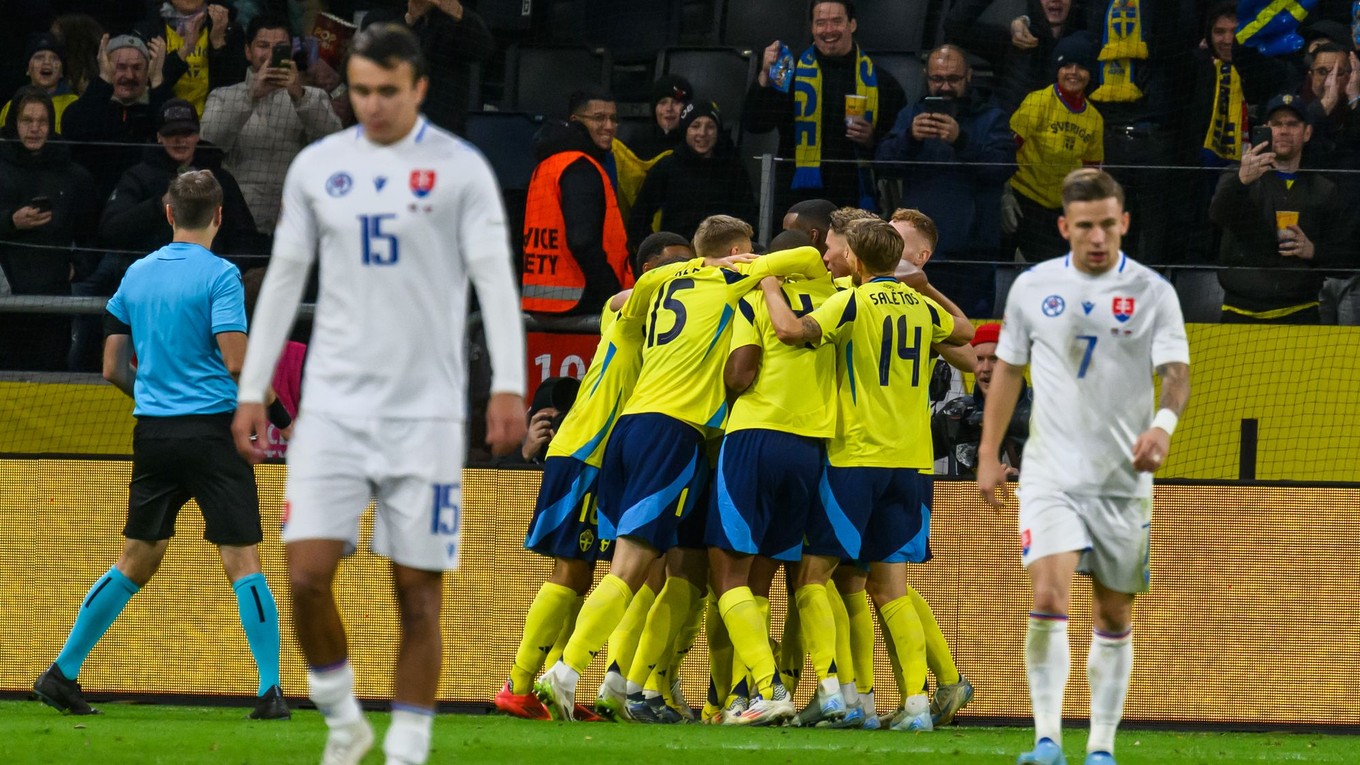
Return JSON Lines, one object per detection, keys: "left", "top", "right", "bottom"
{"left": 546, "top": 259, "right": 701, "bottom": 466}
{"left": 622, "top": 246, "right": 829, "bottom": 430}
{"left": 809, "top": 276, "right": 953, "bottom": 469}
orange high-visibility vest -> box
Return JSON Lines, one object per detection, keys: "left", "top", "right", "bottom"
{"left": 521, "top": 151, "right": 633, "bottom": 313}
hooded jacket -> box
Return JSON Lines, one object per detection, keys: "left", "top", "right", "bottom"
{"left": 98, "top": 140, "right": 264, "bottom": 266}
{"left": 626, "top": 136, "right": 756, "bottom": 248}
{"left": 0, "top": 102, "right": 98, "bottom": 295}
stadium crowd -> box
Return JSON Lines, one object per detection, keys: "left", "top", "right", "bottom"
{"left": 1, "top": 1, "right": 1359, "bottom": 373}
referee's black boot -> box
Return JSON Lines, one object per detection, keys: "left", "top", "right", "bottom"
{"left": 33, "top": 664, "right": 100, "bottom": 715}
{"left": 249, "top": 684, "right": 291, "bottom": 720}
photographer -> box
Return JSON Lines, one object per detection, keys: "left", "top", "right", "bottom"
{"left": 517, "top": 376, "right": 581, "bottom": 464}
{"left": 932, "top": 323, "right": 1031, "bottom": 476}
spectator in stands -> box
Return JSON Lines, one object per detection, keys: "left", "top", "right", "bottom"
{"left": 781, "top": 198, "right": 837, "bottom": 255}
{"left": 0, "top": 88, "right": 97, "bottom": 371}
{"left": 1008, "top": 32, "right": 1103, "bottom": 262}
{"left": 201, "top": 14, "right": 340, "bottom": 237}
{"left": 139, "top": 1, "right": 246, "bottom": 114}
{"left": 877, "top": 44, "right": 1014, "bottom": 318}
{"left": 62, "top": 33, "right": 174, "bottom": 201}
{"left": 520, "top": 88, "right": 633, "bottom": 317}
{"left": 100, "top": 98, "right": 262, "bottom": 270}
{"left": 1299, "top": 42, "right": 1360, "bottom": 170}
{"left": 627, "top": 74, "right": 693, "bottom": 160}
{"left": 0, "top": 34, "right": 78, "bottom": 131}
{"left": 626, "top": 101, "right": 756, "bottom": 248}
{"left": 51, "top": 14, "right": 107, "bottom": 97}
{"left": 945, "top": 0, "right": 1086, "bottom": 112}
{"left": 398, "top": 0, "right": 493, "bottom": 135}
{"left": 1211, "top": 94, "right": 1351, "bottom": 324}
{"left": 743, "top": 0, "right": 906, "bottom": 210}
{"left": 931, "top": 322, "right": 1030, "bottom": 477}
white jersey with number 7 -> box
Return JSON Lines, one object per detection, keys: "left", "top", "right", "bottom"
{"left": 996, "top": 252, "right": 1189, "bottom": 498}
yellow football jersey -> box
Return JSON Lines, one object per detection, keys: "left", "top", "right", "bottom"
{"left": 622, "top": 246, "right": 828, "bottom": 430}
{"left": 1009, "top": 85, "right": 1104, "bottom": 209}
{"left": 808, "top": 276, "right": 953, "bottom": 469}
{"left": 726, "top": 276, "right": 838, "bottom": 438}
{"left": 547, "top": 259, "right": 699, "bottom": 465}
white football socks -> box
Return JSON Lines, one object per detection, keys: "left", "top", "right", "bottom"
{"left": 309, "top": 660, "right": 364, "bottom": 729}
{"left": 1025, "top": 614, "right": 1070, "bottom": 746}
{"left": 384, "top": 705, "right": 435, "bottom": 765}
{"left": 1087, "top": 629, "right": 1133, "bottom": 755}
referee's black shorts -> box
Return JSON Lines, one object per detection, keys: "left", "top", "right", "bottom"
{"left": 125, "top": 413, "right": 261, "bottom": 546}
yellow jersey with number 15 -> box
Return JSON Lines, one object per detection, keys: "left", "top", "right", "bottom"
{"left": 809, "top": 276, "right": 953, "bottom": 469}
{"left": 622, "top": 246, "right": 829, "bottom": 430}
{"left": 546, "top": 259, "right": 702, "bottom": 466}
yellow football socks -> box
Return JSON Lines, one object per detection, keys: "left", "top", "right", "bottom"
{"left": 909, "top": 585, "right": 961, "bottom": 686}
{"left": 844, "top": 588, "right": 876, "bottom": 695}
{"left": 510, "top": 582, "right": 577, "bottom": 694}
{"left": 718, "top": 586, "right": 777, "bottom": 698}
{"left": 795, "top": 583, "right": 838, "bottom": 682}
{"left": 563, "top": 574, "right": 633, "bottom": 675}
{"left": 605, "top": 583, "right": 655, "bottom": 677}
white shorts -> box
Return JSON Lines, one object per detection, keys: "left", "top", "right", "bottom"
{"left": 1017, "top": 487, "right": 1152, "bottom": 594}
{"left": 283, "top": 411, "right": 465, "bottom": 571}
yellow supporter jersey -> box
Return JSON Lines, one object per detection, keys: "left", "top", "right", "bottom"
{"left": 1009, "top": 85, "right": 1104, "bottom": 209}
{"left": 809, "top": 276, "right": 953, "bottom": 469}
{"left": 165, "top": 25, "right": 210, "bottom": 114}
{"left": 547, "top": 259, "right": 699, "bottom": 466}
{"left": 623, "top": 246, "right": 829, "bottom": 430}
{"left": 726, "top": 276, "right": 838, "bottom": 438}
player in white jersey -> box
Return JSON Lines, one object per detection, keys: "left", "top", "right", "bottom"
{"left": 230, "top": 24, "right": 526, "bottom": 765}
{"left": 978, "top": 169, "right": 1190, "bottom": 765}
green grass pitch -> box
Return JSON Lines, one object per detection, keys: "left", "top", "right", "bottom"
{"left": 0, "top": 701, "right": 1351, "bottom": 764}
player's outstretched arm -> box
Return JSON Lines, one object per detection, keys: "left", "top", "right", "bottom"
{"left": 1132, "top": 361, "right": 1190, "bottom": 473}
{"left": 761, "top": 277, "right": 822, "bottom": 345}
{"left": 977, "top": 359, "right": 1026, "bottom": 508}
{"left": 934, "top": 341, "right": 976, "bottom": 373}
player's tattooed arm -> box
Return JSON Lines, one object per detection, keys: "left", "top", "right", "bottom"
{"left": 1155, "top": 362, "right": 1190, "bottom": 417}
{"left": 761, "top": 277, "right": 822, "bottom": 345}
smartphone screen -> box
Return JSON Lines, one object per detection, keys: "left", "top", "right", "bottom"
{"left": 922, "top": 96, "right": 958, "bottom": 118}
{"left": 30, "top": 196, "right": 51, "bottom": 213}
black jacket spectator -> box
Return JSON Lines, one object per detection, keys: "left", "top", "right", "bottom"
{"left": 627, "top": 103, "right": 756, "bottom": 248}
{"left": 877, "top": 92, "right": 1014, "bottom": 260}
{"left": 626, "top": 74, "right": 693, "bottom": 160}
{"left": 99, "top": 141, "right": 261, "bottom": 265}
{"left": 945, "top": 0, "right": 1090, "bottom": 112}
{"left": 0, "top": 89, "right": 97, "bottom": 370}
{"left": 61, "top": 61, "right": 175, "bottom": 200}
{"left": 403, "top": 2, "right": 492, "bottom": 135}
{"left": 1210, "top": 170, "right": 1350, "bottom": 318}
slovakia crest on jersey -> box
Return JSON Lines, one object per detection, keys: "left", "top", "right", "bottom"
{"left": 1112, "top": 297, "right": 1135, "bottom": 323}
{"left": 410, "top": 169, "right": 436, "bottom": 198}
{"left": 1041, "top": 294, "right": 1065, "bottom": 317}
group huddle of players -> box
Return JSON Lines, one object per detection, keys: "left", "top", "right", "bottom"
{"left": 494, "top": 207, "right": 978, "bottom": 730}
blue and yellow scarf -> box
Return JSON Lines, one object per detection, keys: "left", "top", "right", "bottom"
{"left": 1091, "top": 0, "right": 1148, "bottom": 103}
{"left": 792, "top": 45, "right": 878, "bottom": 199}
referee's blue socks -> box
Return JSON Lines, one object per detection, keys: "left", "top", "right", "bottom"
{"left": 232, "top": 572, "right": 282, "bottom": 695}
{"left": 55, "top": 566, "right": 140, "bottom": 679}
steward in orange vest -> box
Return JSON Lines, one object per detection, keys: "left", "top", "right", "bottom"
{"left": 521, "top": 119, "right": 633, "bottom": 315}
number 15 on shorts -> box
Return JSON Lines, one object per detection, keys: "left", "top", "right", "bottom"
{"left": 431, "top": 483, "right": 460, "bottom": 535}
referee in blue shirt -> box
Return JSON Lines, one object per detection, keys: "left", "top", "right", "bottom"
{"left": 34, "top": 170, "right": 291, "bottom": 720}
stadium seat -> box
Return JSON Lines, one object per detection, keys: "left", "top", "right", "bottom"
{"left": 656, "top": 47, "right": 756, "bottom": 137}
{"left": 576, "top": 0, "right": 680, "bottom": 60}
{"left": 463, "top": 112, "right": 545, "bottom": 192}
{"left": 855, "top": 0, "right": 931, "bottom": 53}
{"left": 868, "top": 51, "right": 925, "bottom": 113}
{"left": 478, "top": 0, "right": 535, "bottom": 32}
{"left": 720, "top": 0, "right": 809, "bottom": 52}
{"left": 503, "top": 44, "right": 613, "bottom": 116}
{"left": 1173, "top": 268, "right": 1226, "bottom": 324}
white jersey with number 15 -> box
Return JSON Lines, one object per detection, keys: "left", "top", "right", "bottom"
{"left": 997, "top": 253, "right": 1189, "bottom": 498}
{"left": 272, "top": 119, "right": 525, "bottom": 420}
